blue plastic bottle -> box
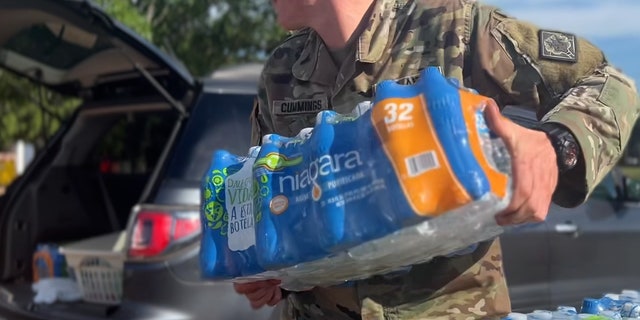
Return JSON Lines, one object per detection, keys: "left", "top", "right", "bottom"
{"left": 253, "top": 131, "right": 330, "bottom": 268}
{"left": 370, "top": 67, "right": 509, "bottom": 219}
{"left": 32, "top": 244, "right": 68, "bottom": 282}
{"left": 200, "top": 148, "right": 263, "bottom": 279}
{"left": 307, "top": 110, "right": 345, "bottom": 250}
{"left": 310, "top": 108, "right": 402, "bottom": 251}
{"left": 253, "top": 109, "right": 401, "bottom": 268}
{"left": 252, "top": 67, "right": 510, "bottom": 270}
{"left": 582, "top": 297, "right": 617, "bottom": 315}
{"left": 226, "top": 147, "right": 264, "bottom": 276}
{"left": 580, "top": 297, "right": 633, "bottom": 319}
{"left": 373, "top": 67, "right": 492, "bottom": 202}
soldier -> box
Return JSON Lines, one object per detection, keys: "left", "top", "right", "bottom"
{"left": 235, "top": 0, "right": 640, "bottom": 319}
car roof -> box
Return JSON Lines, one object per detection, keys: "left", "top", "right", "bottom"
{"left": 202, "top": 63, "right": 263, "bottom": 95}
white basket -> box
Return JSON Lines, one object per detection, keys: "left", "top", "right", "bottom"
{"left": 60, "top": 232, "right": 126, "bottom": 305}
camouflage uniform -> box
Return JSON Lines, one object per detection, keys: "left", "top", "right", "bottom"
{"left": 250, "top": 0, "right": 640, "bottom": 319}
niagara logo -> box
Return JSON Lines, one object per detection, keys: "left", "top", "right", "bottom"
{"left": 279, "top": 151, "right": 363, "bottom": 198}
{"left": 254, "top": 151, "right": 364, "bottom": 201}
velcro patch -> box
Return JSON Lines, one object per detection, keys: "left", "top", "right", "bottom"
{"left": 598, "top": 75, "right": 633, "bottom": 108}
{"left": 272, "top": 97, "right": 328, "bottom": 115}
{"left": 539, "top": 30, "right": 578, "bottom": 63}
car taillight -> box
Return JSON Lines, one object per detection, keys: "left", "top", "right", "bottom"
{"left": 128, "top": 206, "right": 200, "bottom": 259}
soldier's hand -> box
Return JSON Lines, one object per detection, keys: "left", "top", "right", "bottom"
{"left": 233, "top": 279, "right": 283, "bottom": 309}
{"left": 483, "top": 102, "right": 558, "bottom": 225}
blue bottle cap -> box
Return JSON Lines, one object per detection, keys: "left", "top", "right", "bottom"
{"left": 581, "top": 298, "right": 602, "bottom": 314}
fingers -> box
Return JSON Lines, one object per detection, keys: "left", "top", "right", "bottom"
{"left": 495, "top": 200, "right": 529, "bottom": 226}
{"left": 495, "top": 149, "right": 556, "bottom": 226}
{"left": 267, "top": 287, "right": 282, "bottom": 306}
{"left": 234, "top": 279, "right": 281, "bottom": 294}
{"left": 234, "top": 280, "right": 283, "bottom": 310}
{"left": 495, "top": 159, "right": 534, "bottom": 225}
{"left": 488, "top": 111, "right": 558, "bottom": 227}
{"left": 246, "top": 287, "right": 270, "bottom": 302}
{"left": 496, "top": 190, "right": 552, "bottom": 226}
{"left": 249, "top": 286, "right": 281, "bottom": 309}
{"left": 233, "top": 281, "right": 269, "bottom": 294}
{"left": 483, "top": 101, "right": 512, "bottom": 139}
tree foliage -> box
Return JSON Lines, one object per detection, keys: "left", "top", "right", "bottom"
{"left": 96, "top": 0, "right": 154, "bottom": 41}
{"left": 0, "top": 72, "right": 78, "bottom": 150}
{"left": 133, "top": 0, "right": 285, "bottom": 76}
{"left": 0, "top": 0, "right": 150, "bottom": 151}
{"left": 0, "top": 0, "right": 286, "bottom": 150}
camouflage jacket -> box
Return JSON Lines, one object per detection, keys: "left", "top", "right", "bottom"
{"left": 251, "top": 0, "right": 640, "bottom": 319}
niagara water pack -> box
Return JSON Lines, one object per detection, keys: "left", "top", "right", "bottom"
{"left": 200, "top": 67, "right": 512, "bottom": 287}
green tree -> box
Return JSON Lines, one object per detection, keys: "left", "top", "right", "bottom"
{"left": 0, "top": 72, "right": 78, "bottom": 150}
{"left": 133, "top": 0, "right": 286, "bottom": 76}
{"left": 0, "top": 0, "right": 285, "bottom": 150}
{"left": 95, "top": 0, "right": 153, "bottom": 41}
{"left": 0, "top": 0, "right": 152, "bottom": 151}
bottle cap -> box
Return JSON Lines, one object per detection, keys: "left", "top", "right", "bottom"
{"left": 556, "top": 305, "right": 577, "bottom": 314}
{"left": 581, "top": 298, "right": 602, "bottom": 314}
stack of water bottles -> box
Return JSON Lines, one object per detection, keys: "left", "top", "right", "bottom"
{"left": 503, "top": 290, "right": 640, "bottom": 320}
{"left": 199, "top": 67, "right": 513, "bottom": 289}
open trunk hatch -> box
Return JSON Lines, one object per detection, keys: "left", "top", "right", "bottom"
{"left": 0, "top": 0, "right": 194, "bottom": 99}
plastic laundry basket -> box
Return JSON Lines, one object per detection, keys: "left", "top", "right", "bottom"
{"left": 60, "top": 232, "right": 126, "bottom": 305}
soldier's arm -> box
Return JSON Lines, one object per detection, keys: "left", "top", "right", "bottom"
{"left": 250, "top": 71, "right": 276, "bottom": 146}
{"left": 466, "top": 3, "right": 640, "bottom": 207}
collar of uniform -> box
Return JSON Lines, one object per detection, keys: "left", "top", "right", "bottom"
{"left": 292, "top": 30, "right": 338, "bottom": 86}
{"left": 357, "top": 0, "right": 409, "bottom": 63}
{"left": 291, "top": 0, "right": 409, "bottom": 84}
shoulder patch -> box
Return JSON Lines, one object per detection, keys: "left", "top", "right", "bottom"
{"left": 539, "top": 30, "right": 578, "bottom": 63}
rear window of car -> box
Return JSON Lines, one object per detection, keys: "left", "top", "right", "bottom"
{"left": 94, "top": 110, "right": 175, "bottom": 175}
{"left": 164, "top": 92, "right": 255, "bottom": 182}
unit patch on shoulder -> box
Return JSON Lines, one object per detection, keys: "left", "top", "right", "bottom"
{"left": 539, "top": 30, "right": 578, "bottom": 63}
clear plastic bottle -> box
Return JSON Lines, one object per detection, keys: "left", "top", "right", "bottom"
{"left": 620, "top": 290, "right": 640, "bottom": 304}
{"left": 503, "top": 312, "right": 528, "bottom": 320}
{"left": 620, "top": 301, "right": 640, "bottom": 318}
{"left": 551, "top": 306, "right": 577, "bottom": 319}
{"left": 598, "top": 310, "right": 621, "bottom": 319}
{"left": 527, "top": 310, "right": 553, "bottom": 320}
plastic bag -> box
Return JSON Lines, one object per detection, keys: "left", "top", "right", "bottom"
{"left": 200, "top": 67, "right": 512, "bottom": 289}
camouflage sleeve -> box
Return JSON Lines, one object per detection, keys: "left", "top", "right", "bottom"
{"left": 467, "top": 3, "right": 640, "bottom": 207}
{"left": 250, "top": 71, "right": 276, "bottom": 146}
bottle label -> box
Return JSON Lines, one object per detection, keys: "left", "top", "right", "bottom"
{"left": 371, "top": 93, "right": 472, "bottom": 215}
{"left": 226, "top": 157, "right": 257, "bottom": 251}
{"left": 369, "top": 76, "right": 508, "bottom": 216}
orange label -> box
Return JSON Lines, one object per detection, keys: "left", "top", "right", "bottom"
{"left": 371, "top": 89, "right": 510, "bottom": 217}
{"left": 371, "top": 95, "right": 472, "bottom": 216}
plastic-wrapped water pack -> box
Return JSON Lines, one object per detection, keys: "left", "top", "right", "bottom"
{"left": 200, "top": 67, "right": 512, "bottom": 290}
